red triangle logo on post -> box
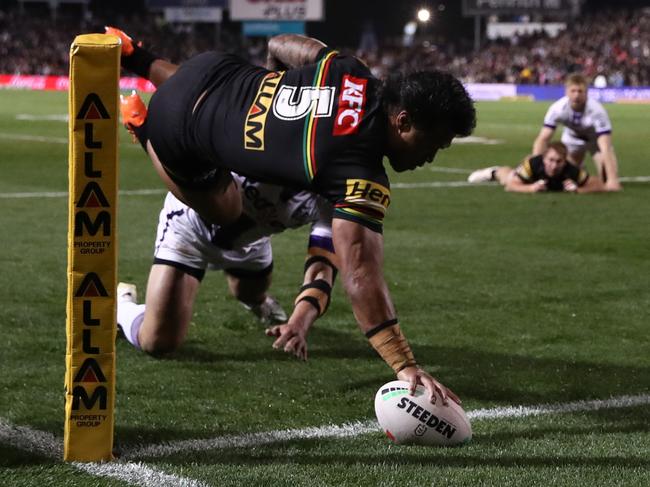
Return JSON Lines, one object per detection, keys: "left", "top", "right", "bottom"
{"left": 85, "top": 104, "right": 103, "bottom": 120}
{"left": 83, "top": 282, "right": 101, "bottom": 297}
{"left": 76, "top": 182, "right": 110, "bottom": 208}
{"left": 81, "top": 368, "right": 100, "bottom": 382}
{"left": 76, "top": 93, "right": 111, "bottom": 120}
{"left": 75, "top": 272, "right": 109, "bottom": 297}
{"left": 85, "top": 193, "right": 102, "bottom": 208}
{"left": 73, "top": 358, "right": 107, "bottom": 383}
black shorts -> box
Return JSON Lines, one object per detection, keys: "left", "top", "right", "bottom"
{"left": 147, "top": 52, "right": 227, "bottom": 189}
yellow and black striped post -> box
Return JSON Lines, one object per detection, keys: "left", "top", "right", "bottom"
{"left": 64, "top": 34, "right": 120, "bottom": 462}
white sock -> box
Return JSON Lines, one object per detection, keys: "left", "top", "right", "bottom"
{"left": 117, "top": 302, "right": 146, "bottom": 350}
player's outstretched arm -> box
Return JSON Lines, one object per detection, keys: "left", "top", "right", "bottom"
{"left": 576, "top": 175, "right": 606, "bottom": 193}
{"left": 532, "top": 126, "right": 554, "bottom": 155}
{"left": 266, "top": 34, "right": 327, "bottom": 70}
{"left": 332, "top": 218, "right": 459, "bottom": 405}
{"left": 504, "top": 175, "right": 546, "bottom": 193}
{"left": 265, "top": 256, "right": 337, "bottom": 360}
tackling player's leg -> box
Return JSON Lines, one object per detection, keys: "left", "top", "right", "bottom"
{"left": 225, "top": 271, "right": 288, "bottom": 326}
{"left": 117, "top": 282, "right": 146, "bottom": 349}
{"left": 117, "top": 265, "right": 200, "bottom": 354}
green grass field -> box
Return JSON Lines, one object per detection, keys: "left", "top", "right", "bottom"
{"left": 1, "top": 89, "right": 649, "bottom": 486}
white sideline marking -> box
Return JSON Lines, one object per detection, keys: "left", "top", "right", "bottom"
{"left": 0, "top": 132, "right": 67, "bottom": 144}
{"left": 0, "top": 418, "right": 207, "bottom": 487}
{"left": 453, "top": 136, "right": 503, "bottom": 145}
{"left": 392, "top": 175, "right": 650, "bottom": 188}
{"left": 16, "top": 114, "right": 68, "bottom": 122}
{"left": 125, "top": 393, "right": 650, "bottom": 459}
{"left": 1, "top": 176, "right": 649, "bottom": 200}
{"left": 393, "top": 181, "right": 484, "bottom": 189}
{"left": 428, "top": 166, "right": 472, "bottom": 174}
{"left": 620, "top": 176, "right": 650, "bottom": 182}
{"left": 0, "top": 132, "right": 142, "bottom": 147}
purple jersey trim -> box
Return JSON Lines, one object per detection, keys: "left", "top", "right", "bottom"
{"left": 543, "top": 123, "right": 556, "bottom": 129}
{"left": 596, "top": 130, "right": 612, "bottom": 137}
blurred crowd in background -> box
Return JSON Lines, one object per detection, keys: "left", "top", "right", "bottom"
{"left": 1, "top": 6, "right": 649, "bottom": 86}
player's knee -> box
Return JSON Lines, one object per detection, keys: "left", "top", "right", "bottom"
{"left": 139, "top": 330, "right": 184, "bottom": 356}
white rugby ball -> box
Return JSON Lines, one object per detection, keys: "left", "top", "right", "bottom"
{"left": 374, "top": 380, "right": 472, "bottom": 446}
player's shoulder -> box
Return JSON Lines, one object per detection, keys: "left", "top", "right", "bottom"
{"left": 319, "top": 48, "right": 374, "bottom": 78}
{"left": 549, "top": 96, "right": 570, "bottom": 112}
{"left": 586, "top": 97, "right": 608, "bottom": 114}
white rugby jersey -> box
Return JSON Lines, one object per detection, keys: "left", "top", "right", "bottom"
{"left": 543, "top": 96, "right": 612, "bottom": 143}
{"left": 158, "top": 173, "right": 332, "bottom": 253}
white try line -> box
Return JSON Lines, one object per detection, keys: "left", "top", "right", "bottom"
{"left": 3, "top": 393, "right": 649, "bottom": 486}
{"left": 0, "top": 418, "right": 208, "bottom": 487}
{"left": 125, "top": 393, "right": 650, "bottom": 459}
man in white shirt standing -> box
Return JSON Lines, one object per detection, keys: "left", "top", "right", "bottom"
{"left": 532, "top": 73, "right": 622, "bottom": 191}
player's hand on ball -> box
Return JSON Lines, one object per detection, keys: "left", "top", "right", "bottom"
{"left": 265, "top": 322, "right": 308, "bottom": 361}
{"left": 397, "top": 366, "right": 461, "bottom": 406}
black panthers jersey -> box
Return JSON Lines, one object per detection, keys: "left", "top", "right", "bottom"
{"left": 188, "top": 49, "right": 389, "bottom": 232}
{"left": 515, "top": 154, "right": 589, "bottom": 191}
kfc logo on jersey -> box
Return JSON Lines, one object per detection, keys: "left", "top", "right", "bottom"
{"left": 333, "top": 75, "right": 367, "bottom": 136}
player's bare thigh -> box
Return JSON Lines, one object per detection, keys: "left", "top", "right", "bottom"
{"left": 568, "top": 148, "right": 586, "bottom": 166}
{"left": 146, "top": 139, "right": 242, "bottom": 226}
{"left": 139, "top": 264, "right": 201, "bottom": 354}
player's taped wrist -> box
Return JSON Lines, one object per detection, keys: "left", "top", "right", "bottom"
{"left": 365, "top": 319, "right": 417, "bottom": 373}
{"left": 294, "top": 255, "right": 337, "bottom": 317}
{"left": 121, "top": 44, "right": 158, "bottom": 80}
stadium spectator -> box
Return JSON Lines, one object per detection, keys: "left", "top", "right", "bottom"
{"left": 115, "top": 27, "right": 475, "bottom": 404}
{"left": 532, "top": 73, "right": 622, "bottom": 191}
{"left": 467, "top": 141, "right": 606, "bottom": 193}
{"left": 1, "top": 6, "right": 649, "bottom": 86}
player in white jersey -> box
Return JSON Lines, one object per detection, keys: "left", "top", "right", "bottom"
{"left": 532, "top": 73, "right": 621, "bottom": 191}
{"left": 117, "top": 173, "right": 337, "bottom": 361}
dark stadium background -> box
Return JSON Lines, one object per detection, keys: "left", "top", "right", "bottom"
{"left": 5, "top": 0, "right": 650, "bottom": 46}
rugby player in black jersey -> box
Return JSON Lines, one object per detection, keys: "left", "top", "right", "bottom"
{"left": 468, "top": 141, "right": 606, "bottom": 193}
{"left": 108, "top": 27, "right": 476, "bottom": 405}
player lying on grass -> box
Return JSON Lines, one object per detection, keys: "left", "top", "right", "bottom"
{"left": 118, "top": 96, "right": 336, "bottom": 361}
{"left": 531, "top": 73, "right": 621, "bottom": 191}
{"left": 108, "top": 26, "right": 475, "bottom": 404}
{"left": 467, "top": 141, "right": 606, "bottom": 193}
